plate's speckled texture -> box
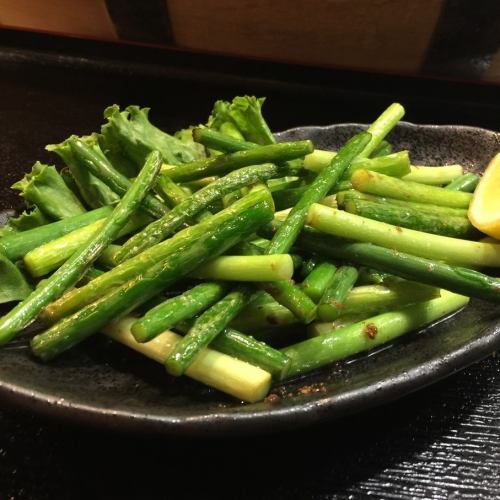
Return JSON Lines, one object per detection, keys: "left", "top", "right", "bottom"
{"left": 0, "top": 122, "right": 499, "bottom": 436}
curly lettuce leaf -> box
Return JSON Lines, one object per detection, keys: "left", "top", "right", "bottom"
{"left": 101, "top": 105, "right": 205, "bottom": 167}
{"left": 11, "top": 162, "right": 86, "bottom": 220}
{"left": 207, "top": 96, "right": 275, "bottom": 145}
{"left": 0, "top": 251, "right": 32, "bottom": 304}
{"left": 98, "top": 127, "right": 140, "bottom": 177}
{"left": 0, "top": 207, "right": 50, "bottom": 238}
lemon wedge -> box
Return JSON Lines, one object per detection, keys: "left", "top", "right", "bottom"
{"left": 468, "top": 153, "right": 500, "bottom": 238}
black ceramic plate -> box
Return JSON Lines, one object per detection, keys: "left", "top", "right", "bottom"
{"left": 1, "top": 122, "right": 499, "bottom": 436}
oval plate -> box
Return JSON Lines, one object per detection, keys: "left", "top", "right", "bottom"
{"left": 0, "top": 122, "right": 499, "bottom": 436}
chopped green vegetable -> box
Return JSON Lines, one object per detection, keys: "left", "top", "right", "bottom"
{"left": 0, "top": 150, "right": 162, "bottom": 344}
{"left": 165, "top": 285, "right": 253, "bottom": 376}
{"left": 343, "top": 198, "right": 478, "bottom": 238}
{"left": 402, "top": 164, "right": 463, "bottom": 185}
{"left": 161, "top": 140, "right": 313, "bottom": 182}
{"left": 104, "top": 317, "right": 272, "bottom": 403}
{"left": 317, "top": 266, "right": 359, "bottom": 321}
{"left": 306, "top": 204, "right": 500, "bottom": 267}
{"left": 115, "top": 163, "right": 280, "bottom": 262}
{"left": 445, "top": 173, "right": 480, "bottom": 192}
{"left": 351, "top": 169, "right": 472, "bottom": 208}
{"left": 282, "top": 291, "right": 469, "bottom": 378}
{"left": 0, "top": 95, "right": 494, "bottom": 404}
{"left": 31, "top": 188, "right": 274, "bottom": 360}
{"left": 0, "top": 206, "right": 114, "bottom": 262}
{"left": 132, "top": 282, "right": 229, "bottom": 342}
{"left": 301, "top": 262, "right": 337, "bottom": 303}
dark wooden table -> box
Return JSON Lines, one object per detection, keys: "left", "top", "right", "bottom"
{"left": 0, "top": 30, "right": 499, "bottom": 500}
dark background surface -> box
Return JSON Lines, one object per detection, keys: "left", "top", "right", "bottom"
{"left": 0, "top": 31, "right": 499, "bottom": 499}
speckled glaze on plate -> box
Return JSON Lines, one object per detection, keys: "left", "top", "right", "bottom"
{"left": 0, "top": 122, "right": 499, "bottom": 436}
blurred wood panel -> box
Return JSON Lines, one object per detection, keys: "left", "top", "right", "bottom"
{"left": 0, "top": 0, "right": 117, "bottom": 39}
{"left": 167, "top": 0, "right": 444, "bottom": 72}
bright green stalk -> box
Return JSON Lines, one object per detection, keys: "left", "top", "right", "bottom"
{"left": 115, "top": 163, "right": 280, "bottom": 262}
{"left": 232, "top": 281, "right": 440, "bottom": 331}
{"left": 343, "top": 151, "right": 411, "bottom": 179}
{"left": 0, "top": 151, "right": 162, "bottom": 345}
{"left": 357, "top": 103, "right": 405, "bottom": 158}
{"left": 343, "top": 198, "right": 478, "bottom": 238}
{"left": 402, "top": 164, "right": 463, "bottom": 185}
{"left": 24, "top": 212, "right": 150, "bottom": 277}
{"left": 317, "top": 266, "right": 359, "bottom": 321}
{"left": 282, "top": 291, "right": 469, "bottom": 378}
{"left": 154, "top": 174, "right": 212, "bottom": 222}
{"left": 193, "top": 127, "right": 256, "bottom": 153}
{"left": 304, "top": 103, "right": 405, "bottom": 172}
{"left": 31, "top": 196, "right": 272, "bottom": 360}
{"left": 259, "top": 280, "right": 317, "bottom": 324}
{"left": 336, "top": 190, "right": 468, "bottom": 217}
{"left": 155, "top": 174, "right": 190, "bottom": 207}
{"left": 171, "top": 319, "right": 291, "bottom": 379}
{"left": 69, "top": 138, "right": 169, "bottom": 219}
{"left": 351, "top": 169, "right": 472, "bottom": 208}
{"left": 266, "top": 132, "right": 371, "bottom": 254}
{"left": 42, "top": 187, "right": 275, "bottom": 324}
{"left": 445, "top": 173, "right": 480, "bottom": 192}
{"left": 161, "top": 141, "right": 313, "bottom": 182}
{"left": 371, "top": 140, "right": 393, "bottom": 158}
{"left": 303, "top": 150, "right": 336, "bottom": 172}
{"left": 307, "top": 315, "right": 368, "bottom": 337}
{"left": 339, "top": 282, "right": 441, "bottom": 316}
{"left": 304, "top": 150, "right": 409, "bottom": 177}
{"left": 306, "top": 204, "right": 500, "bottom": 267}
{"left": 191, "top": 254, "right": 294, "bottom": 282}
{"left": 103, "top": 317, "right": 271, "bottom": 403}
{"left": 230, "top": 292, "right": 298, "bottom": 332}
{"left": 131, "top": 282, "right": 229, "bottom": 342}
{"left": 296, "top": 229, "right": 500, "bottom": 302}
{"left": 165, "top": 285, "right": 252, "bottom": 376}
{"left": 0, "top": 206, "right": 114, "bottom": 261}
{"left": 12, "top": 162, "right": 86, "bottom": 220}
{"left": 210, "top": 328, "right": 291, "bottom": 380}
{"left": 300, "top": 262, "right": 337, "bottom": 302}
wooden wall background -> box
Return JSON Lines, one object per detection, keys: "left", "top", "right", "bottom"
{"left": 0, "top": 0, "right": 499, "bottom": 82}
